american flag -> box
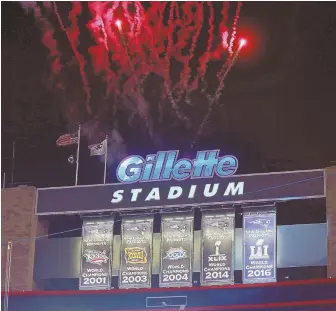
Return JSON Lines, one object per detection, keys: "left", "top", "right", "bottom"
{"left": 88, "top": 139, "right": 107, "bottom": 156}
{"left": 56, "top": 131, "right": 79, "bottom": 147}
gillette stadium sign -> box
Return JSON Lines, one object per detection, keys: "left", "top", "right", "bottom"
{"left": 35, "top": 150, "right": 325, "bottom": 215}
{"left": 112, "top": 150, "right": 241, "bottom": 204}
{"left": 116, "top": 150, "right": 238, "bottom": 183}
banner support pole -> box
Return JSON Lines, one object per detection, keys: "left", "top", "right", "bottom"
{"left": 75, "top": 125, "right": 81, "bottom": 186}
{"left": 103, "top": 135, "right": 108, "bottom": 184}
{"left": 4, "top": 240, "right": 13, "bottom": 311}
{"left": 11, "top": 141, "right": 15, "bottom": 186}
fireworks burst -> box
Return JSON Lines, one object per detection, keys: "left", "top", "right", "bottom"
{"left": 21, "top": 1, "right": 244, "bottom": 161}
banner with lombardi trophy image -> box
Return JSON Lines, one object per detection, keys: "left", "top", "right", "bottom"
{"left": 243, "top": 210, "right": 277, "bottom": 284}
{"left": 201, "top": 209, "right": 235, "bottom": 286}
{"left": 160, "top": 212, "right": 194, "bottom": 288}
{"left": 119, "top": 216, "right": 153, "bottom": 289}
{"left": 79, "top": 217, "right": 114, "bottom": 290}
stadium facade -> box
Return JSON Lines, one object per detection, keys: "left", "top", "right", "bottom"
{"left": 1, "top": 151, "right": 336, "bottom": 311}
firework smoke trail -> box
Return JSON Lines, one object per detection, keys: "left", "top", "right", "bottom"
{"left": 134, "top": 2, "right": 144, "bottom": 38}
{"left": 102, "top": 1, "right": 119, "bottom": 43}
{"left": 142, "top": 2, "right": 169, "bottom": 123}
{"left": 68, "top": 3, "right": 83, "bottom": 50}
{"left": 23, "top": 1, "right": 244, "bottom": 158}
{"left": 164, "top": 2, "right": 175, "bottom": 88}
{"left": 198, "top": 2, "right": 215, "bottom": 90}
{"left": 191, "top": 41, "right": 245, "bottom": 149}
{"left": 165, "top": 2, "right": 179, "bottom": 116}
{"left": 122, "top": 2, "right": 134, "bottom": 37}
{"left": 88, "top": 2, "right": 109, "bottom": 51}
{"left": 143, "top": 3, "right": 164, "bottom": 66}
{"left": 214, "top": 41, "right": 245, "bottom": 100}
{"left": 102, "top": 2, "right": 120, "bottom": 95}
{"left": 20, "top": 2, "right": 63, "bottom": 86}
{"left": 215, "top": 2, "right": 231, "bottom": 86}
{"left": 150, "top": 2, "right": 187, "bottom": 124}
{"left": 114, "top": 13, "right": 154, "bottom": 137}
{"left": 179, "top": 2, "right": 204, "bottom": 104}
{"left": 217, "top": 1, "right": 242, "bottom": 85}
{"left": 220, "top": 2, "right": 230, "bottom": 50}
{"left": 53, "top": 2, "right": 92, "bottom": 114}
{"left": 174, "top": 2, "right": 188, "bottom": 101}
{"left": 192, "top": 2, "right": 243, "bottom": 148}
{"left": 214, "top": 1, "right": 243, "bottom": 99}
{"left": 228, "top": 1, "right": 243, "bottom": 56}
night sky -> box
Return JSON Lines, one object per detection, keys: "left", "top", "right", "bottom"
{"left": 2, "top": 2, "right": 336, "bottom": 189}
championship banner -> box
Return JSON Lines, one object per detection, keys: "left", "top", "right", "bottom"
{"left": 201, "top": 209, "right": 235, "bottom": 286}
{"left": 160, "top": 213, "right": 194, "bottom": 288}
{"left": 243, "top": 211, "right": 277, "bottom": 284}
{"left": 119, "top": 216, "right": 153, "bottom": 289}
{"left": 79, "top": 217, "right": 114, "bottom": 290}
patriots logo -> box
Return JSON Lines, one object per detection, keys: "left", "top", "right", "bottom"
{"left": 209, "top": 221, "right": 229, "bottom": 230}
{"left": 127, "top": 225, "right": 148, "bottom": 236}
{"left": 88, "top": 139, "right": 106, "bottom": 156}
{"left": 249, "top": 219, "right": 271, "bottom": 230}
{"left": 169, "top": 223, "right": 188, "bottom": 234}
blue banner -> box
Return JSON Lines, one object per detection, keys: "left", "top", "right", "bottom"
{"left": 243, "top": 212, "right": 276, "bottom": 283}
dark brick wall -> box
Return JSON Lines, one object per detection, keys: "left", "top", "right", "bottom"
{"left": 326, "top": 166, "right": 336, "bottom": 277}
{"left": 1, "top": 186, "right": 41, "bottom": 291}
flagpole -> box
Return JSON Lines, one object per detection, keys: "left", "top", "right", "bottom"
{"left": 103, "top": 135, "right": 108, "bottom": 184}
{"left": 11, "top": 141, "right": 15, "bottom": 187}
{"left": 75, "top": 125, "right": 81, "bottom": 186}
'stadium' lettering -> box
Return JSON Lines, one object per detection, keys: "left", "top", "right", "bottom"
{"left": 110, "top": 182, "right": 244, "bottom": 204}
{"left": 116, "top": 150, "right": 238, "bottom": 183}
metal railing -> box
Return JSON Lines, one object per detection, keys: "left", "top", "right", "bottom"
{"left": 4, "top": 241, "right": 12, "bottom": 311}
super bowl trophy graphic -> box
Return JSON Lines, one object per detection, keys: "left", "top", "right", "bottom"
{"left": 214, "top": 241, "right": 221, "bottom": 256}
{"left": 249, "top": 239, "right": 269, "bottom": 260}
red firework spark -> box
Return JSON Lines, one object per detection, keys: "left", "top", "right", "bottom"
{"left": 24, "top": 1, "right": 244, "bottom": 147}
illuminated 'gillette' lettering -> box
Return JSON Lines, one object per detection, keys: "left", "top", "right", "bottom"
{"left": 116, "top": 150, "right": 238, "bottom": 183}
